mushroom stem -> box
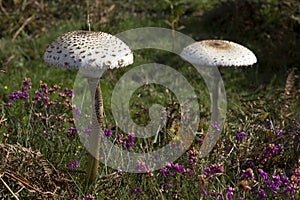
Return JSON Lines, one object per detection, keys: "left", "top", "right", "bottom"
{"left": 86, "top": 78, "right": 104, "bottom": 184}
{"left": 202, "top": 68, "right": 220, "bottom": 155}
{"left": 212, "top": 68, "right": 220, "bottom": 123}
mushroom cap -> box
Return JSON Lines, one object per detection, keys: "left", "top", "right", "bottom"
{"left": 180, "top": 40, "right": 257, "bottom": 67}
{"left": 44, "top": 30, "right": 133, "bottom": 78}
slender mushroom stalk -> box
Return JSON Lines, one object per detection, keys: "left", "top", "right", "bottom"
{"left": 180, "top": 40, "right": 257, "bottom": 126}
{"left": 44, "top": 30, "right": 133, "bottom": 184}
{"left": 86, "top": 78, "right": 103, "bottom": 184}
{"left": 211, "top": 67, "right": 221, "bottom": 122}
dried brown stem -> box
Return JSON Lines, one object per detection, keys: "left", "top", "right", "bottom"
{"left": 12, "top": 14, "right": 35, "bottom": 41}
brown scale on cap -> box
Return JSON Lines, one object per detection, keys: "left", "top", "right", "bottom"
{"left": 206, "top": 40, "right": 231, "bottom": 49}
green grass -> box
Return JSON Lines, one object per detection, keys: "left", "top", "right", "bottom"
{"left": 0, "top": 0, "right": 299, "bottom": 199}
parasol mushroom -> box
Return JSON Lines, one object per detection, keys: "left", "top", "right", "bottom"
{"left": 44, "top": 30, "right": 133, "bottom": 184}
{"left": 180, "top": 39, "right": 257, "bottom": 123}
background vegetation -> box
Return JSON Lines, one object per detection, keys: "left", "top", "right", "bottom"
{"left": 0, "top": 0, "right": 299, "bottom": 199}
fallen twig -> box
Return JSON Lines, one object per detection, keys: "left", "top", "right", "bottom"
{"left": 0, "top": 0, "right": 8, "bottom": 16}
{"left": 12, "top": 15, "right": 35, "bottom": 41}
{"left": 0, "top": 175, "right": 20, "bottom": 200}
{"left": 4, "top": 172, "right": 41, "bottom": 194}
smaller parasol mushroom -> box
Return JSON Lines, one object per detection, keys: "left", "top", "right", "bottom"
{"left": 44, "top": 30, "right": 133, "bottom": 184}
{"left": 180, "top": 39, "right": 257, "bottom": 123}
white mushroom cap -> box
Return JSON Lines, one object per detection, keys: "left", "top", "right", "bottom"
{"left": 44, "top": 30, "right": 133, "bottom": 78}
{"left": 180, "top": 40, "right": 257, "bottom": 67}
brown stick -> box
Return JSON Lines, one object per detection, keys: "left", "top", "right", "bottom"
{"left": 0, "top": 175, "right": 19, "bottom": 200}
{"left": 4, "top": 172, "right": 42, "bottom": 194}
{"left": 0, "top": 0, "right": 8, "bottom": 16}
{"left": 12, "top": 15, "right": 35, "bottom": 41}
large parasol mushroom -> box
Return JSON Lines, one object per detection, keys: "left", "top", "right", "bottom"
{"left": 44, "top": 30, "right": 133, "bottom": 184}
{"left": 180, "top": 40, "right": 257, "bottom": 124}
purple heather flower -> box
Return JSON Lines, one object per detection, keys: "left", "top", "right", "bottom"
{"left": 204, "top": 164, "right": 224, "bottom": 178}
{"left": 83, "top": 127, "right": 92, "bottom": 135}
{"left": 274, "top": 126, "right": 283, "bottom": 136}
{"left": 242, "top": 168, "right": 254, "bottom": 179}
{"left": 128, "top": 133, "right": 135, "bottom": 141}
{"left": 160, "top": 168, "right": 169, "bottom": 176}
{"left": 166, "top": 162, "right": 173, "bottom": 168}
{"left": 258, "top": 143, "right": 283, "bottom": 164}
{"left": 226, "top": 186, "right": 234, "bottom": 197}
{"left": 292, "top": 168, "right": 300, "bottom": 178}
{"left": 264, "top": 180, "right": 276, "bottom": 191}
{"left": 272, "top": 175, "right": 282, "bottom": 187}
{"left": 103, "top": 129, "right": 112, "bottom": 137}
{"left": 59, "top": 91, "right": 66, "bottom": 97}
{"left": 244, "top": 160, "right": 255, "bottom": 168}
{"left": 265, "top": 118, "right": 273, "bottom": 129}
{"left": 211, "top": 122, "right": 221, "bottom": 130}
{"left": 285, "top": 186, "right": 296, "bottom": 196}
{"left": 35, "top": 91, "right": 42, "bottom": 99}
{"left": 113, "top": 133, "right": 124, "bottom": 144}
{"left": 55, "top": 114, "right": 63, "bottom": 121}
{"left": 210, "top": 191, "right": 219, "bottom": 197}
{"left": 68, "top": 127, "right": 77, "bottom": 132}
{"left": 173, "top": 163, "right": 185, "bottom": 173}
{"left": 269, "top": 144, "right": 279, "bottom": 153}
{"left": 258, "top": 168, "right": 268, "bottom": 179}
{"left": 23, "top": 91, "right": 30, "bottom": 98}
{"left": 161, "top": 162, "right": 186, "bottom": 176}
{"left": 131, "top": 188, "right": 142, "bottom": 194}
{"left": 85, "top": 195, "right": 95, "bottom": 200}
{"left": 69, "top": 160, "right": 79, "bottom": 168}
{"left": 117, "top": 133, "right": 123, "bottom": 140}
{"left": 5, "top": 102, "right": 12, "bottom": 107}
{"left": 117, "top": 168, "right": 123, "bottom": 174}
{"left": 22, "top": 78, "right": 32, "bottom": 89}
{"left": 258, "top": 188, "right": 267, "bottom": 198}
{"left": 136, "top": 160, "right": 149, "bottom": 173}
{"left": 124, "top": 133, "right": 136, "bottom": 150}
{"left": 66, "top": 89, "right": 73, "bottom": 97}
{"left": 196, "top": 139, "right": 203, "bottom": 144}
{"left": 281, "top": 175, "right": 290, "bottom": 186}
{"left": 202, "top": 190, "right": 208, "bottom": 196}
{"left": 43, "top": 96, "right": 50, "bottom": 105}
{"left": 9, "top": 91, "right": 18, "bottom": 101}
{"left": 68, "top": 127, "right": 77, "bottom": 137}
{"left": 75, "top": 159, "right": 79, "bottom": 167}
{"left": 188, "top": 149, "right": 198, "bottom": 166}
{"left": 126, "top": 141, "right": 134, "bottom": 147}
{"left": 164, "top": 183, "right": 172, "bottom": 187}
{"left": 16, "top": 91, "right": 29, "bottom": 99}
{"left": 235, "top": 130, "right": 247, "bottom": 140}
{"left": 75, "top": 108, "right": 81, "bottom": 118}
{"left": 166, "top": 162, "right": 185, "bottom": 173}
{"left": 41, "top": 88, "right": 49, "bottom": 95}
{"left": 186, "top": 168, "right": 195, "bottom": 177}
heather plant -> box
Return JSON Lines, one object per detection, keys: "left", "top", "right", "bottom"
{"left": 2, "top": 78, "right": 299, "bottom": 199}
{"left": 1, "top": 78, "right": 80, "bottom": 166}
{"left": 0, "top": 0, "right": 300, "bottom": 199}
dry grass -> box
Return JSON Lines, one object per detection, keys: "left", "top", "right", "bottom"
{"left": 0, "top": 143, "right": 76, "bottom": 199}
